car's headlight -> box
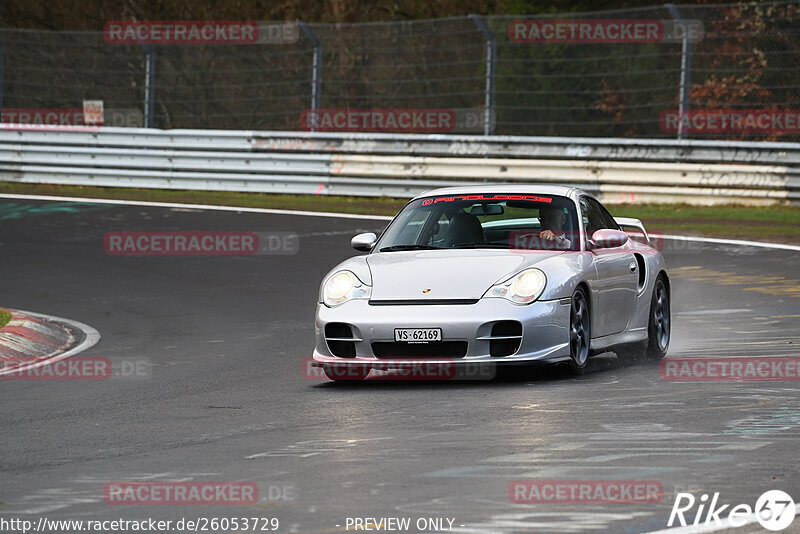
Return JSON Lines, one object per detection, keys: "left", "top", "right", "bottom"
{"left": 322, "top": 270, "right": 371, "bottom": 307}
{"left": 484, "top": 268, "right": 547, "bottom": 304}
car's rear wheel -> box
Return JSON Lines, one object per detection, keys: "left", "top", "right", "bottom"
{"left": 645, "top": 276, "right": 670, "bottom": 359}
{"left": 568, "top": 287, "right": 591, "bottom": 372}
{"left": 323, "top": 364, "right": 370, "bottom": 381}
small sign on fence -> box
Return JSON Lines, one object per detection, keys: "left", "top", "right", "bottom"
{"left": 83, "top": 100, "right": 104, "bottom": 126}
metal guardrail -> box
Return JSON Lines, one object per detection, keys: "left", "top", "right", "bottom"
{"left": 1, "top": 127, "right": 798, "bottom": 205}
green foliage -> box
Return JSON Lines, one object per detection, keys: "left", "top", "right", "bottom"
{"left": 0, "top": 309, "right": 11, "bottom": 329}
{"left": 0, "top": 0, "right": 671, "bottom": 29}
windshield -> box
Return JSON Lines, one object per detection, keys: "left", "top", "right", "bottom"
{"left": 376, "top": 193, "right": 581, "bottom": 252}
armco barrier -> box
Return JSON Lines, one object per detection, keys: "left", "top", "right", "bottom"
{"left": 1, "top": 128, "right": 798, "bottom": 205}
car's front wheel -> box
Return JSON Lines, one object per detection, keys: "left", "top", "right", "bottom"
{"left": 568, "top": 287, "right": 591, "bottom": 372}
{"left": 645, "top": 275, "right": 670, "bottom": 359}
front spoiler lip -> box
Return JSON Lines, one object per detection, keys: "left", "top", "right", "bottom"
{"left": 310, "top": 351, "right": 571, "bottom": 368}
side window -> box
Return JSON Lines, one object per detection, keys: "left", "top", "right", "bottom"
{"left": 594, "top": 199, "right": 619, "bottom": 230}
{"left": 580, "top": 197, "right": 603, "bottom": 235}
{"left": 580, "top": 198, "right": 592, "bottom": 233}
{"left": 580, "top": 197, "right": 618, "bottom": 235}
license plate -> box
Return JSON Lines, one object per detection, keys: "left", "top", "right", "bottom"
{"left": 394, "top": 328, "right": 442, "bottom": 343}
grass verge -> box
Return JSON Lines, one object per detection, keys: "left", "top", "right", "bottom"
{"left": 608, "top": 204, "right": 800, "bottom": 244}
{"left": 0, "top": 182, "right": 405, "bottom": 216}
{"left": 1, "top": 182, "right": 799, "bottom": 244}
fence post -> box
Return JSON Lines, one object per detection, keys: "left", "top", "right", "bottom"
{"left": 666, "top": 4, "right": 692, "bottom": 140}
{"left": 143, "top": 44, "right": 156, "bottom": 129}
{"left": 469, "top": 14, "right": 496, "bottom": 136}
{"left": 297, "top": 21, "right": 322, "bottom": 131}
{"left": 0, "top": 43, "right": 4, "bottom": 111}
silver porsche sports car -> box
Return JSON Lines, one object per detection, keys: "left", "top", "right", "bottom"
{"left": 311, "top": 185, "right": 670, "bottom": 380}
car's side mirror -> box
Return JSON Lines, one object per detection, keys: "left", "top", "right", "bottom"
{"left": 590, "top": 229, "right": 629, "bottom": 249}
{"left": 351, "top": 232, "right": 377, "bottom": 252}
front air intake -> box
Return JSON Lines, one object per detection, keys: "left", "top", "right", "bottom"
{"left": 489, "top": 321, "right": 523, "bottom": 357}
{"left": 324, "top": 323, "right": 357, "bottom": 358}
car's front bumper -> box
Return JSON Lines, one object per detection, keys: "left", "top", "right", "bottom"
{"left": 312, "top": 297, "right": 571, "bottom": 368}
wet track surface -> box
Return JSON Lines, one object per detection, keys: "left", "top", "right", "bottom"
{"left": 0, "top": 199, "right": 798, "bottom": 533}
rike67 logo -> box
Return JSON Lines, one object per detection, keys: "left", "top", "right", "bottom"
{"left": 669, "top": 490, "right": 795, "bottom": 531}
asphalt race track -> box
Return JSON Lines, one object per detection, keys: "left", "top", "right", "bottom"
{"left": 1, "top": 199, "right": 799, "bottom": 534}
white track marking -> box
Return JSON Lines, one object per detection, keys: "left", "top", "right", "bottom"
{"left": 675, "top": 309, "right": 752, "bottom": 315}
{"left": 0, "top": 310, "right": 100, "bottom": 376}
{"left": 0, "top": 193, "right": 393, "bottom": 221}
{"left": 3, "top": 193, "right": 800, "bottom": 250}
{"left": 659, "top": 233, "right": 800, "bottom": 252}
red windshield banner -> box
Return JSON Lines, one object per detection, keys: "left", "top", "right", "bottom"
{"left": 421, "top": 194, "right": 552, "bottom": 206}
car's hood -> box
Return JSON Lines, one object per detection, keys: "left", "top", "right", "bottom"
{"left": 366, "top": 249, "right": 564, "bottom": 300}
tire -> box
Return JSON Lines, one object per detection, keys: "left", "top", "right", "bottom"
{"left": 645, "top": 275, "right": 670, "bottom": 360}
{"left": 568, "top": 287, "right": 591, "bottom": 372}
{"left": 323, "top": 363, "right": 370, "bottom": 381}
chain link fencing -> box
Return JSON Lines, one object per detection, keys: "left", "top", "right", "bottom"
{"left": 0, "top": 1, "right": 798, "bottom": 140}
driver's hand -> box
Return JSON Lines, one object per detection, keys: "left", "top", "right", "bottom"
{"left": 539, "top": 230, "right": 556, "bottom": 241}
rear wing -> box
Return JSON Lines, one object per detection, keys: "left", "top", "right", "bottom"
{"left": 614, "top": 217, "right": 649, "bottom": 242}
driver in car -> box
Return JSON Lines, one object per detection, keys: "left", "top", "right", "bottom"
{"left": 538, "top": 206, "right": 571, "bottom": 249}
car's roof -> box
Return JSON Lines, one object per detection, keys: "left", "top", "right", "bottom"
{"left": 412, "top": 184, "right": 586, "bottom": 201}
